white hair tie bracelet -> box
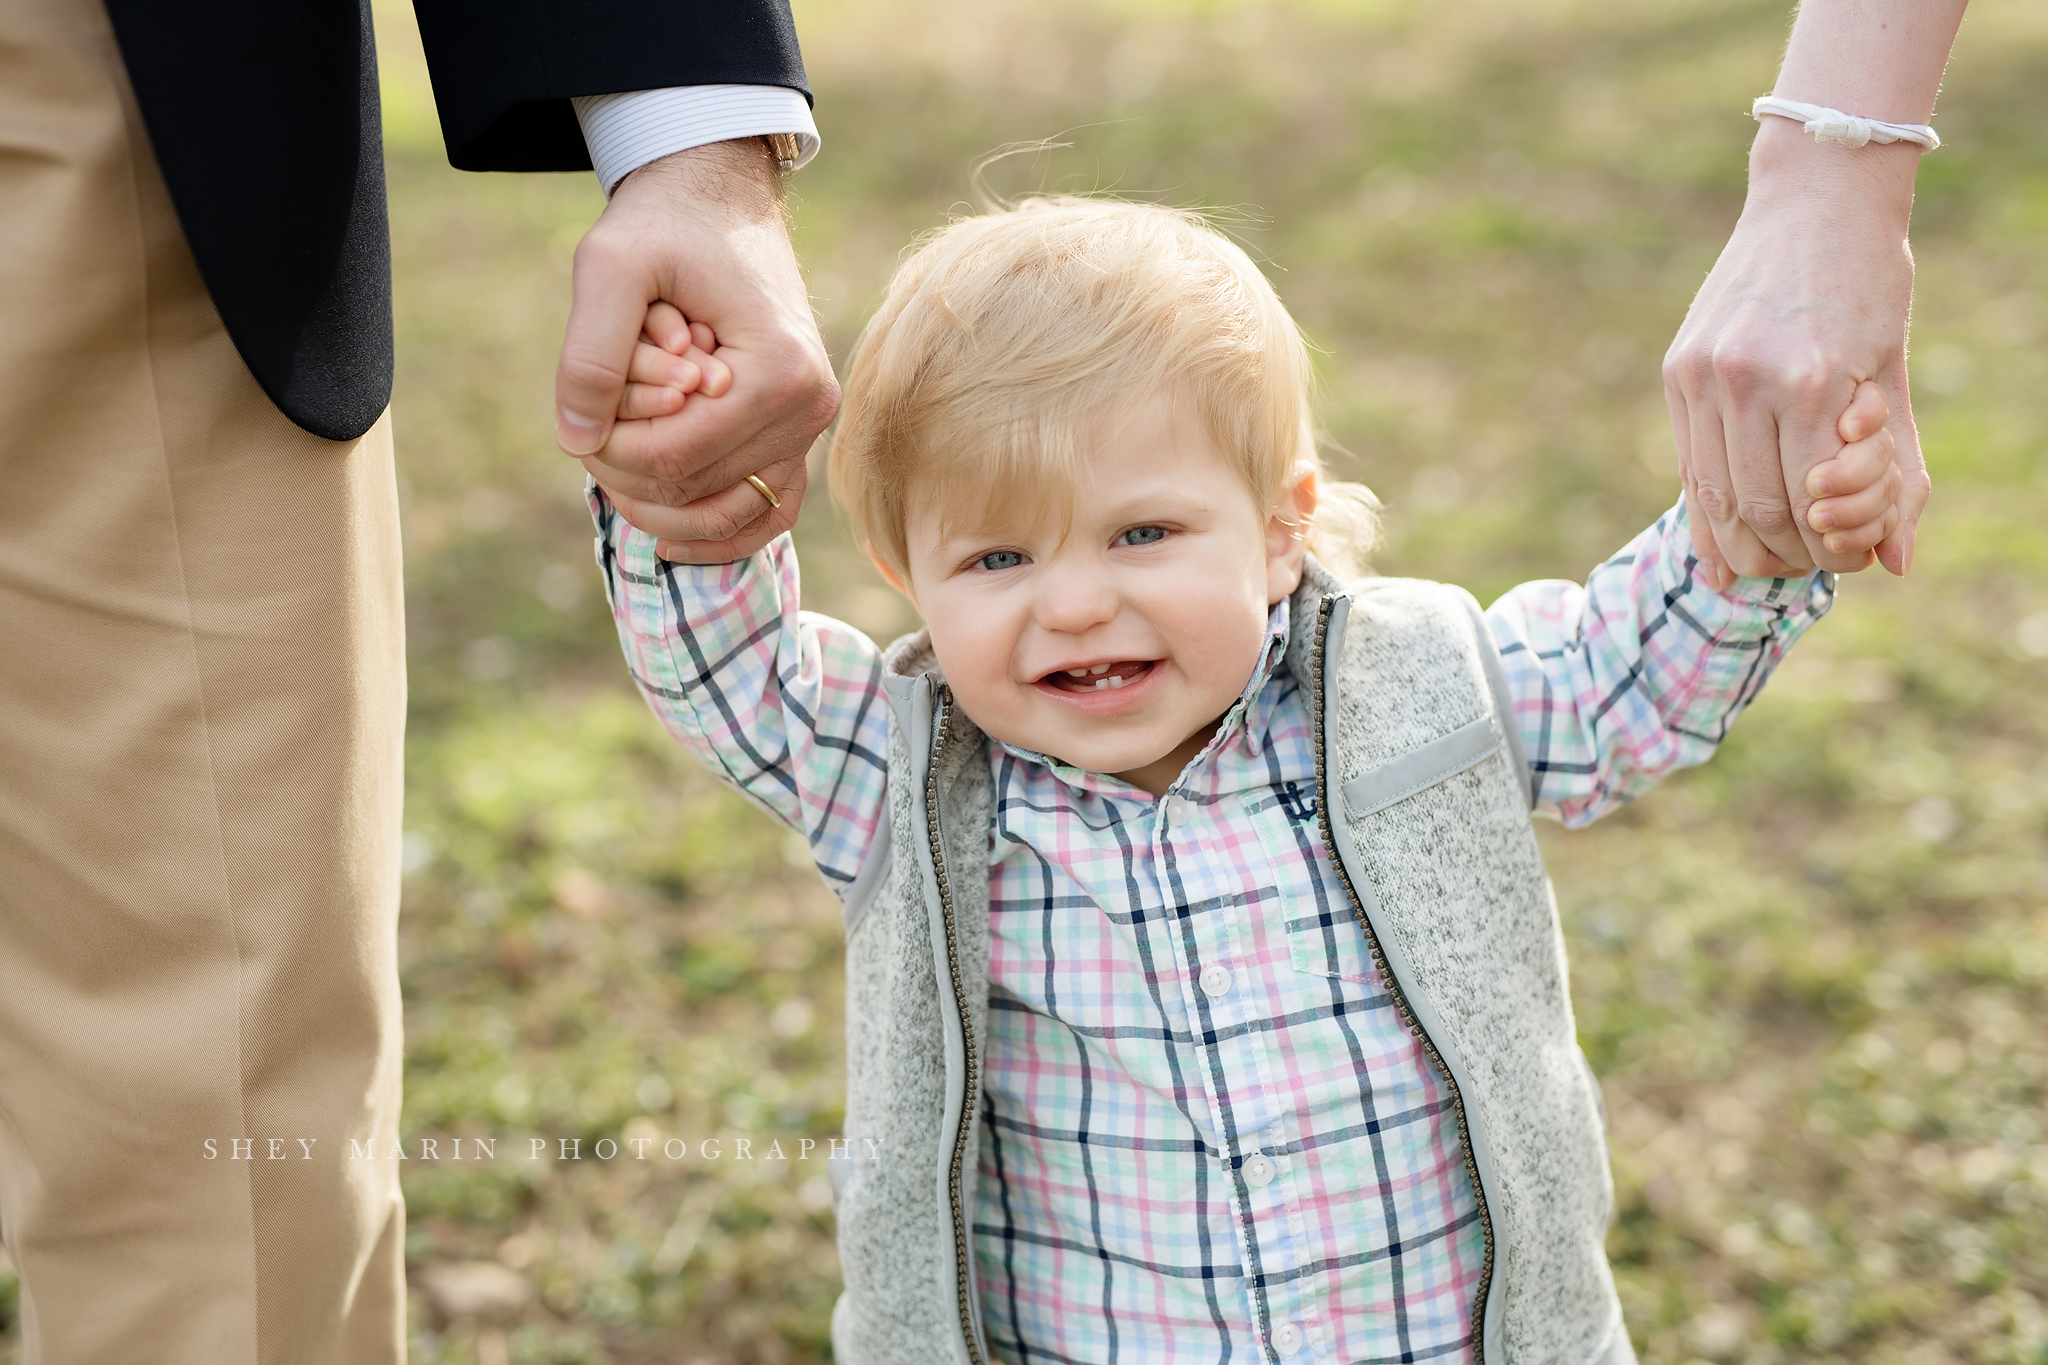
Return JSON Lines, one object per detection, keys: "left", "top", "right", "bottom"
{"left": 1752, "top": 95, "right": 1941, "bottom": 151}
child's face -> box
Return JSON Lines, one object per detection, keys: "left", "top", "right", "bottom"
{"left": 897, "top": 393, "right": 1313, "bottom": 797}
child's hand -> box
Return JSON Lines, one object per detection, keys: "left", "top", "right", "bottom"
{"left": 599, "top": 299, "right": 804, "bottom": 565}
{"left": 616, "top": 301, "right": 734, "bottom": 420}
{"left": 1801, "top": 380, "right": 1902, "bottom": 571}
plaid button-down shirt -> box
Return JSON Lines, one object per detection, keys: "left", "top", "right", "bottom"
{"left": 595, "top": 494, "right": 1831, "bottom": 1363}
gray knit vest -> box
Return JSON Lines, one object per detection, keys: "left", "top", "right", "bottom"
{"left": 826, "top": 561, "right": 1631, "bottom": 1365}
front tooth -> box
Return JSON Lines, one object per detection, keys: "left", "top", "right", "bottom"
{"left": 1067, "top": 668, "right": 1090, "bottom": 678}
{"left": 1106, "top": 674, "right": 1127, "bottom": 688}
{"left": 1093, "top": 677, "right": 1110, "bottom": 690}
{"left": 1090, "top": 664, "right": 1110, "bottom": 675}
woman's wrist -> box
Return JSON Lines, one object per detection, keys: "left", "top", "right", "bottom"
{"left": 1743, "top": 115, "right": 1920, "bottom": 233}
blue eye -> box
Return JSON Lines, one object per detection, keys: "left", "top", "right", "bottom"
{"left": 1117, "top": 526, "right": 1168, "bottom": 547}
{"left": 976, "top": 550, "right": 1027, "bottom": 572}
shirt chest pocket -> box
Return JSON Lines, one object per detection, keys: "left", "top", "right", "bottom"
{"left": 1244, "top": 787, "right": 1380, "bottom": 985}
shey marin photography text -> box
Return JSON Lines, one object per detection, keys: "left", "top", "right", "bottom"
{"left": 200, "top": 1133, "right": 877, "bottom": 1163}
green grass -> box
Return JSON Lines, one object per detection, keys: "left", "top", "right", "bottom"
{"left": 4, "top": 0, "right": 2040, "bottom": 1360}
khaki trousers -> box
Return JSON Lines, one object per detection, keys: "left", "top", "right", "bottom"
{"left": 0, "top": 0, "right": 408, "bottom": 1359}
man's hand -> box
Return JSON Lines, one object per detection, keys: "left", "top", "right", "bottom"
{"left": 555, "top": 138, "right": 839, "bottom": 561}
{"left": 1663, "top": 121, "right": 1929, "bottom": 591}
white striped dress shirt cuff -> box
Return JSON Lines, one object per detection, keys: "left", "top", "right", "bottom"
{"left": 572, "top": 85, "right": 820, "bottom": 196}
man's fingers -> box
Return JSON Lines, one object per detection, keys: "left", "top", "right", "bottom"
{"left": 577, "top": 452, "right": 693, "bottom": 510}
{"left": 590, "top": 450, "right": 808, "bottom": 542}
{"left": 604, "top": 480, "right": 786, "bottom": 553}
{"left": 599, "top": 399, "right": 757, "bottom": 493}
{"left": 655, "top": 517, "right": 796, "bottom": 567}
{"left": 555, "top": 229, "right": 662, "bottom": 456}
{"left": 654, "top": 461, "right": 802, "bottom": 564}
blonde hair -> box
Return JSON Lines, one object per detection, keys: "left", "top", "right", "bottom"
{"left": 828, "top": 197, "right": 1378, "bottom": 583}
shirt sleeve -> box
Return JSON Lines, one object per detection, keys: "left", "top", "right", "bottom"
{"left": 1485, "top": 497, "right": 1834, "bottom": 828}
{"left": 592, "top": 489, "right": 890, "bottom": 894}
{"left": 572, "top": 86, "right": 821, "bottom": 195}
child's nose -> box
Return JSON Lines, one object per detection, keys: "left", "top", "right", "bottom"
{"left": 1030, "top": 559, "right": 1118, "bottom": 634}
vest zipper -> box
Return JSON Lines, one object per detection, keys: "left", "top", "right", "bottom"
{"left": 922, "top": 683, "right": 987, "bottom": 1365}
{"left": 1308, "top": 597, "right": 1497, "bottom": 1364}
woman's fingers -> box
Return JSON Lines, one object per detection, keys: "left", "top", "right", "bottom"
{"left": 1871, "top": 366, "right": 1929, "bottom": 578}
{"left": 1680, "top": 468, "right": 1731, "bottom": 592}
{"left": 1685, "top": 402, "right": 1808, "bottom": 579}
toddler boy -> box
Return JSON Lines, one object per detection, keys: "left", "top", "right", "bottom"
{"left": 593, "top": 199, "right": 1899, "bottom": 1365}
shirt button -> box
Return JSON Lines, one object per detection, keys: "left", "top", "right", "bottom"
{"left": 1271, "top": 1322, "right": 1304, "bottom": 1355}
{"left": 1163, "top": 793, "right": 1191, "bottom": 825}
{"left": 1198, "top": 963, "right": 1232, "bottom": 997}
{"left": 1242, "top": 1152, "right": 1276, "bottom": 1187}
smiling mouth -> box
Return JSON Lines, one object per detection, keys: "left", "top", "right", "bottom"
{"left": 1042, "top": 660, "right": 1156, "bottom": 693}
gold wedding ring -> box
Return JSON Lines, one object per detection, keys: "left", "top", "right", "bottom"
{"left": 744, "top": 474, "right": 782, "bottom": 509}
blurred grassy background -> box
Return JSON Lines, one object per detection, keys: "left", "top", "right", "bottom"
{"left": 5, "top": 0, "right": 2039, "bottom": 1361}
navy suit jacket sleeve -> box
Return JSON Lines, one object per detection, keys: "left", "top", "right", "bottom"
{"left": 101, "top": 0, "right": 807, "bottom": 442}
{"left": 412, "top": 0, "right": 810, "bottom": 171}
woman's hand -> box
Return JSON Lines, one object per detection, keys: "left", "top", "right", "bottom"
{"left": 1663, "top": 122, "right": 1928, "bottom": 589}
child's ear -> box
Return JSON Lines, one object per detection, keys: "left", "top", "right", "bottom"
{"left": 1265, "top": 468, "right": 1318, "bottom": 604}
{"left": 870, "top": 547, "right": 918, "bottom": 609}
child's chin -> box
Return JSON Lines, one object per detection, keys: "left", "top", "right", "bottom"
{"left": 1055, "top": 737, "right": 1176, "bottom": 779}
{"left": 996, "top": 728, "right": 1159, "bottom": 778}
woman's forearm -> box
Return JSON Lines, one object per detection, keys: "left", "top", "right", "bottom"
{"left": 1746, "top": 0, "right": 1967, "bottom": 228}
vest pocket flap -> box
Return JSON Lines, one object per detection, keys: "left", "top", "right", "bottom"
{"left": 1342, "top": 716, "right": 1501, "bottom": 820}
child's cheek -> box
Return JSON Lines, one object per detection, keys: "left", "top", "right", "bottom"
{"left": 927, "top": 600, "right": 1012, "bottom": 707}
